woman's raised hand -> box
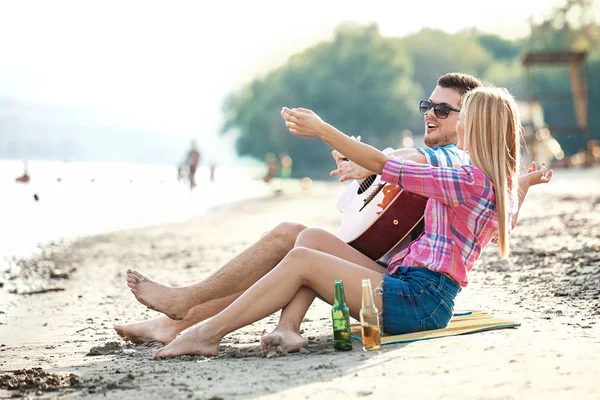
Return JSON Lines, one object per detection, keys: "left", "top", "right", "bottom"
{"left": 526, "top": 161, "right": 553, "bottom": 186}
{"left": 281, "top": 107, "right": 327, "bottom": 138}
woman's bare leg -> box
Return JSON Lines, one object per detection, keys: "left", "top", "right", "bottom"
{"left": 261, "top": 228, "right": 387, "bottom": 354}
{"left": 152, "top": 247, "right": 384, "bottom": 358}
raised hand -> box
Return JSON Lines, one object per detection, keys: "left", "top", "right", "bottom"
{"left": 331, "top": 136, "right": 360, "bottom": 167}
{"left": 526, "top": 161, "right": 553, "bottom": 186}
{"left": 280, "top": 107, "right": 327, "bottom": 138}
{"left": 330, "top": 150, "right": 374, "bottom": 182}
{"left": 332, "top": 149, "right": 347, "bottom": 168}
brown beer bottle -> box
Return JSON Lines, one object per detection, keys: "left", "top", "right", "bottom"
{"left": 331, "top": 280, "right": 352, "bottom": 351}
{"left": 359, "top": 279, "right": 381, "bottom": 351}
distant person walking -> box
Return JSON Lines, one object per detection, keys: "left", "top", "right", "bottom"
{"left": 209, "top": 162, "right": 217, "bottom": 182}
{"left": 179, "top": 141, "right": 201, "bottom": 189}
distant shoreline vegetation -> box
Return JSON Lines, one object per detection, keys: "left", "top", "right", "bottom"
{"left": 221, "top": 7, "right": 600, "bottom": 178}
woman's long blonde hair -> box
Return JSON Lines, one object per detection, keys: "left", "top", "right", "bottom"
{"left": 461, "top": 87, "right": 521, "bottom": 257}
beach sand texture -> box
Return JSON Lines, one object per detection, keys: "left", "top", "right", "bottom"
{"left": 1, "top": 169, "right": 599, "bottom": 399}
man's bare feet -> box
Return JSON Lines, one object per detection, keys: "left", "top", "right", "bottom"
{"left": 260, "top": 328, "right": 308, "bottom": 355}
{"left": 126, "top": 269, "right": 191, "bottom": 320}
{"left": 114, "top": 317, "right": 184, "bottom": 344}
{"left": 152, "top": 323, "right": 220, "bottom": 359}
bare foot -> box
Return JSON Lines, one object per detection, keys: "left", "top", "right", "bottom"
{"left": 152, "top": 323, "right": 220, "bottom": 359}
{"left": 126, "top": 269, "right": 191, "bottom": 320}
{"left": 114, "top": 317, "right": 184, "bottom": 344}
{"left": 260, "top": 328, "right": 308, "bottom": 355}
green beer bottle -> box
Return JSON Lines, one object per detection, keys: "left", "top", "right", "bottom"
{"left": 331, "top": 280, "right": 352, "bottom": 351}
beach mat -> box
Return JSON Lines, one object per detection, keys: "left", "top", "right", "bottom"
{"left": 351, "top": 310, "right": 520, "bottom": 345}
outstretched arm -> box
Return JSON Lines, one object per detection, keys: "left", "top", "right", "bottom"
{"left": 280, "top": 107, "right": 429, "bottom": 181}
{"left": 281, "top": 107, "right": 389, "bottom": 175}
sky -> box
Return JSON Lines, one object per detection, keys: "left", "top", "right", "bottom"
{"left": 0, "top": 0, "right": 597, "bottom": 158}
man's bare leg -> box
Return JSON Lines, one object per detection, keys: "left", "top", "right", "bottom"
{"left": 126, "top": 222, "right": 306, "bottom": 320}
{"left": 114, "top": 291, "right": 242, "bottom": 344}
{"left": 260, "top": 228, "right": 387, "bottom": 354}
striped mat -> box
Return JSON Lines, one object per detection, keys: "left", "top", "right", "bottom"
{"left": 351, "top": 310, "right": 520, "bottom": 345}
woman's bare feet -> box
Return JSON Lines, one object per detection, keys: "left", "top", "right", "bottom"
{"left": 152, "top": 323, "right": 220, "bottom": 359}
{"left": 114, "top": 317, "right": 185, "bottom": 344}
{"left": 126, "top": 269, "right": 192, "bottom": 320}
{"left": 260, "top": 328, "right": 308, "bottom": 355}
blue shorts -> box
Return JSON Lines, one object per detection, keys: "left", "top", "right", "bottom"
{"left": 381, "top": 266, "right": 461, "bottom": 335}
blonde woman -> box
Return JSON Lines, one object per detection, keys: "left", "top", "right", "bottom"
{"left": 150, "top": 87, "right": 551, "bottom": 358}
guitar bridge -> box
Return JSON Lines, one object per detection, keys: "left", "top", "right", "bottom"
{"left": 359, "top": 183, "right": 386, "bottom": 212}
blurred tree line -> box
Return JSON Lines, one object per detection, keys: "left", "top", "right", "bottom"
{"left": 222, "top": 0, "right": 599, "bottom": 178}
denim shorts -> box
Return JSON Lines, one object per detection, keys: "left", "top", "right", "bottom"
{"left": 381, "top": 266, "right": 461, "bottom": 335}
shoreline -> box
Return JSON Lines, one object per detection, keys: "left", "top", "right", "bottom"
{"left": 0, "top": 160, "right": 276, "bottom": 265}
{"left": 1, "top": 169, "right": 599, "bottom": 399}
{"left": 0, "top": 176, "right": 308, "bottom": 268}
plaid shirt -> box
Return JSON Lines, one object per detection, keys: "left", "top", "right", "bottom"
{"left": 381, "top": 157, "right": 498, "bottom": 287}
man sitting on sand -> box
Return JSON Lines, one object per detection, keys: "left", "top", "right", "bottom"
{"left": 115, "top": 73, "right": 552, "bottom": 353}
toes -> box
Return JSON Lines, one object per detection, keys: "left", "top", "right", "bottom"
{"left": 270, "top": 335, "right": 282, "bottom": 347}
{"left": 261, "top": 335, "right": 274, "bottom": 346}
{"left": 131, "top": 270, "right": 148, "bottom": 282}
{"left": 261, "top": 334, "right": 283, "bottom": 353}
{"left": 261, "top": 335, "right": 274, "bottom": 353}
{"left": 153, "top": 347, "right": 165, "bottom": 359}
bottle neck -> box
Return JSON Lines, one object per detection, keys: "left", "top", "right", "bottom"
{"left": 334, "top": 284, "right": 347, "bottom": 306}
{"left": 362, "top": 282, "right": 374, "bottom": 308}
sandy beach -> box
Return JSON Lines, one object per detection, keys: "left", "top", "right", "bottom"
{"left": 1, "top": 168, "right": 599, "bottom": 400}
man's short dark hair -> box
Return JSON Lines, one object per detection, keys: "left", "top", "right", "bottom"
{"left": 437, "top": 73, "right": 482, "bottom": 96}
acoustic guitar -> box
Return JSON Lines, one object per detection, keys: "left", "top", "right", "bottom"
{"left": 336, "top": 154, "right": 427, "bottom": 263}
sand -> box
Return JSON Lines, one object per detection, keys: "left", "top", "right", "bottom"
{"left": 0, "top": 169, "right": 599, "bottom": 400}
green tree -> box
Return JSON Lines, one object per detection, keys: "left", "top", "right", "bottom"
{"left": 221, "top": 23, "right": 421, "bottom": 178}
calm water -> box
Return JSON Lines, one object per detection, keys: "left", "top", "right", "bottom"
{"left": 0, "top": 159, "right": 271, "bottom": 262}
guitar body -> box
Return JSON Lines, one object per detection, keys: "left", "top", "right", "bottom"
{"left": 336, "top": 174, "right": 427, "bottom": 263}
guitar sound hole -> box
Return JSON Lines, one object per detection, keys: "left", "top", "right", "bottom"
{"left": 357, "top": 174, "right": 377, "bottom": 195}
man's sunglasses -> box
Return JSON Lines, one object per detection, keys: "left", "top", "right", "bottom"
{"left": 419, "top": 100, "right": 461, "bottom": 119}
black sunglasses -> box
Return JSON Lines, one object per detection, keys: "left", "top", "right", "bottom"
{"left": 419, "top": 100, "right": 461, "bottom": 119}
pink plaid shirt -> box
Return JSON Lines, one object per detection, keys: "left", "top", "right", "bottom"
{"left": 381, "top": 157, "right": 499, "bottom": 287}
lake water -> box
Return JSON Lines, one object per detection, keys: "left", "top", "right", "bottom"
{"left": 0, "top": 159, "right": 272, "bottom": 263}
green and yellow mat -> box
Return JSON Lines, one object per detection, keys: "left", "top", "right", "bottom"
{"left": 351, "top": 310, "right": 520, "bottom": 345}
